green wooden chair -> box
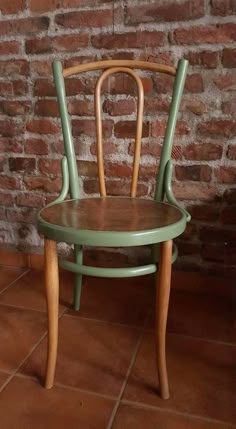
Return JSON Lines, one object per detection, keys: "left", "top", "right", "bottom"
{"left": 37, "top": 58, "right": 190, "bottom": 399}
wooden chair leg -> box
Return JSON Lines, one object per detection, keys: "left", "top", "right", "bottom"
{"left": 44, "top": 239, "right": 59, "bottom": 389}
{"left": 155, "top": 239, "right": 172, "bottom": 400}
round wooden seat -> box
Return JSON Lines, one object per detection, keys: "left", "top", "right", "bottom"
{"left": 38, "top": 197, "right": 186, "bottom": 247}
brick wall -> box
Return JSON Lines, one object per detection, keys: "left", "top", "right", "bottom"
{"left": 0, "top": 0, "right": 235, "bottom": 274}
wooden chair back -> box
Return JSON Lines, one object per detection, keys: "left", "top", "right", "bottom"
{"left": 53, "top": 59, "right": 188, "bottom": 202}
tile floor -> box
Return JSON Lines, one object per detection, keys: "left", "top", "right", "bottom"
{"left": 0, "top": 265, "right": 235, "bottom": 428}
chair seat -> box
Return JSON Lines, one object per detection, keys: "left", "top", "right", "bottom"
{"left": 38, "top": 197, "right": 186, "bottom": 247}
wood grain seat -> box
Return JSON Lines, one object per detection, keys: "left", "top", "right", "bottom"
{"left": 38, "top": 197, "right": 186, "bottom": 247}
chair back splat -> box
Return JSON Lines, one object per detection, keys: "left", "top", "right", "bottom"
{"left": 52, "top": 59, "right": 188, "bottom": 202}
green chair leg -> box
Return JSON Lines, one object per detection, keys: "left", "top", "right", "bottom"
{"left": 73, "top": 245, "right": 83, "bottom": 311}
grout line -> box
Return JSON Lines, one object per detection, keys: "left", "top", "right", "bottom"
{"left": 0, "top": 268, "right": 31, "bottom": 296}
{"left": 0, "top": 301, "right": 66, "bottom": 317}
{"left": 106, "top": 308, "right": 152, "bottom": 429}
{"left": 0, "top": 307, "right": 67, "bottom": 394}
{"left": 121, "top": 399, "right": 236, "bottom": 428}
{"left": 63, "top": 311, "right": 149, "bottom": 330}
{"left": 55, "top": 382, "right": 118, "bottom": 402}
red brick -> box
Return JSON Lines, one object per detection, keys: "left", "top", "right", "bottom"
{"left": 38, "top": 159, "right": 61, "bottom": 176}
{"left": 153, "top": 74, "right": 174, "bottom": 94}
{"left": 0, "top": 101, "right": 31, "bottom": 116}
{"left": 183, "top": 143, "right": 223, "bottom": 161}
{"left": 222, "top": 98, "right": 236, "bottom": 114}
{"left": 227, "top": 145, "right": 236, "bottom": 160}
{"left": 175, "top": 165, "right": 212, "bottom": 182}
{"left": 0, "top": 41, "right": 20, "bottom": 55}
{"left": 26, "top": 34, "right": 89, "bottom": 55}
{"left": 151, "top": 120, "right": 190, "bottom": 137}
{"left": 145, "top": 97, "right": 170, "bottom": 115}
{"left": 0, "top": 17, "right": 49, "bottom": 37}
{"left": 139, "top": 164, "right": 158, "bottom": 178}
{"left": 198, "top": 120, "right": 236, "bottom": 138}
{"left": 0, "top": 192, "right": 14, "bottom": 205}
{"left": 12, "top": 81, "right": 29, "bottom": 96}
{"left": 64, "top": 55, "right": 95, "bottom": 69}
{"left": 125, "top": 0, "right": 205, "bottom": 24}
{"left": 30, "top": 60, "right": 52, "bottom": 77}
{"left": 214, "top": 72, "right": 236, "bottom": 91}
{"left": 25, "top": 138, "right": 49, "bottom": 155}
{"left": 0, "top": 0, "right": 25, "bottom": 14}
{"left": 103, "top": 99, "right": 135, "bottom": 117}
{"left": 201, "top": 243, "right": 236, "bottom": 264}
{"left": 55, "top": 9, "right": 113, "bottom": 28}
{"left": 72, "top": 119, "right": 113, "bottom": 138}
{"left": 215, "top": 167, "right": 236, "bottom": 183}
{"left": 177, "top": 240, "right": 201, "bottom": 256}
{"left": 29, "top": 0, "right": 61, "bottom": 12}
{"left": 129, "top": 141, "right": 162, "bottom": 158}
{"left": 77, "top": 160, "right": 97, "bottom": 177}
{"left": 173, "top": 182, "right": 216, "bottom": 201}
{"left": 211, "top": 0, "right": 236, "bottom": 16}
{"left": 0, "top": 120, "right": 24, "bottom": 137}
{"left": 0, "top": 60, "right": 29, "bottom": 77}
{"left": 68, "top": 100, "right": 94, "bottom": 116}
{"left": 181, "top": 97, "right": 209, "bottom": 115}
{"left": 185, "top": 73, "right": 204, "bottom": 93}
{"left": 91, "top": 31, "right": 165, "bottom": 49}
{"left": 220, "top": 206, "right": 236, "bottom": 225}
{"left": 199, "top": 226, "right": 236, "bottom": 243}
{"left": 83, "top": 179, "right": 148, "bottom": 197}
{"left": 35, "top": 100, "right": 59, "bottom": 117}
{"left": 104, "top": 162, "right": 132, "bottom": 178}
{"left": 223, "top": 188, "right": 236, "bottom": 204}
{"left": 34, "top": 78, "right": 86, "bottom": 97}
{"left": 62, "top": 0, "right": 114, "bottom": 6}
{"left": 172, "top": 23, "right": 236, "bottom": 44}
{"left": 185, "top": 50, "right": 219, "bottom": 69}
{"left": 114, "top": 121, "right": 149, "bottom": 139}
{"left": 0, "top": 176, "right": 20, "bottom": 190}
{"left": 222, "top": 48, "right": 236, "bottom": 68}
{"left": 24, "top": 176, "right": 61, "bottom": 193}
{"left": 9, "top": 157, "right": 36, "bottom": 172}
{"left": 0, "top": 137, "right": 23, "bottom": 153}
{"left": 188, "top": 204, "right": 219, "bottom": 221}
{"left": 17, "top": 193, "right": 45, "bottom": 208}
{"left": 26, "top": 119, "right": 60, "bottom": 135}
{"left": 6, "top": 208, "right": 36, "bottom": 224}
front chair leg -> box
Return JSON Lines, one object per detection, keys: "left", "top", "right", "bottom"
{"left": 44, "top": 239, "right": 59, "bottom": 389}
{"left": 155, "top": 239, "right": 172, "bottom": 400}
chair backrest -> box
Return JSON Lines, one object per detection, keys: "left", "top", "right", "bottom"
{"left": 53, "top": 59, "right": 188, "bottom": 202}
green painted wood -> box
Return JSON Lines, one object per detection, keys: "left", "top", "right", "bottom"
{"left": 38, "top": 204, "right": 186, "bottom": 247}
{"left": 53, "top": 61, "right": 79, "bottom": 199}
{"left": 59, "top": 257, "right": 157, "bottom": 277}
{"left": 155, "top": 59, "right": 188, "bottom": 202}
{"left": 165, "top": 160, "right": 191, "bottom": 222}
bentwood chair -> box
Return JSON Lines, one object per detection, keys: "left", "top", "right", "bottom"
{"left": 37, "top": 58, "right": 190, "bottom": 400}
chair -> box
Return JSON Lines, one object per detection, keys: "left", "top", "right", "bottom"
{"left": 37, "top": 58, "right": 190, "bottom": 400}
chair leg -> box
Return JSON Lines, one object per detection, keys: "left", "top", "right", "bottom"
{"left": 44, "top": 239, "right": 59, "bottom": 389}
{"left": 155, "top": 239, "right": 172, "bottom": 400}
{"left": 73, "top": 245, "right": 83, "bottom": 311}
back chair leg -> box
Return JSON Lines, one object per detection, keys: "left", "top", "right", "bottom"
{"left": 44, "top": 239, "right": 59, "bottom": 389}
{"left": 155, "top": 239, "right": 172, "bottom": 400}
{"left": 73, "top": 245, "right": 83, "bottom": 311}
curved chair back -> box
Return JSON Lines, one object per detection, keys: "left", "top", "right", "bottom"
{"left": 53, "top": 59, "right": 188, "bottom": 201}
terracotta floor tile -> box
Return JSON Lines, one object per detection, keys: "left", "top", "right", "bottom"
{"left": 0, "top": 270, "right": 74, "bottom": 313}
{"left": 20, "top": 316, "right": 140, "bottom": 397}
{"left": 148, "top": 289, "right": 236, "bottom": 343}
{"left": 0, "top": 305, "right": 47, "bottom": 371}
{"left": 0, "top": 371, "right": 11, "bottom": 390}
{"left": 124, "top": 331, "right": 236, "bottom": 424}
{"left": 0, "top": 266, "right": 27, "bottom": 292}
{"left": 113, "top": 404, "right": 234, "bottom": 428}
{"left": 0, "top": 376, "right": 115, "bottom": 429}
{"left": 67, "top": 275, "right": 154, "bottom": 325}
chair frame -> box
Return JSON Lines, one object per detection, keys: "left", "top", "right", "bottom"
{"left": 38, "top": 59, "right": 190, "bottom": 399}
